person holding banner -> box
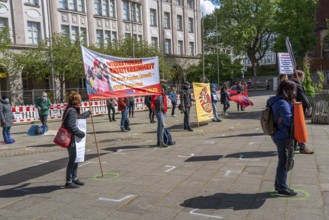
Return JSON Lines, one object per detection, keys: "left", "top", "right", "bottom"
{"left": 291, "top": 70, "right": 314, "bottom": 154}
{"left": 118, "top": 97, "right": 130, "bottom": 132}
{"left": 180, "top": 81, "right": 194, "bottom": 131}
{"left": 106, "top": 98, "right": 116, "bottom": 122}
{"left": 267, "top": 80, "right": 297, "bottom": 196}
{"left": 210, "top": 84, "right": 222, "bottom": 122}
{"left": 63, "top": 92, "right": 91, "bottom": 189}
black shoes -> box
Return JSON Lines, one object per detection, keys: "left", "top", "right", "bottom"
{"left": 156, "top": 143, "right": 168, "bottom": 148}
{"left": 73, "top": 179, "right": 85, "bottom": 186}
{"left": 188, "top": 128, "right": 193, "bottom": 131}
{"left": 121, "top": 129, "right": 127, "bottom": 132}
{"left": 276, "top": 187, "right": 297, "bottom": 196}
{"left": 65, "top": 182, "right": 80, "bottom": 189}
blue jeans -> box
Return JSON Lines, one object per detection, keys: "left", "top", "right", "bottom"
{"left": 66, "top": 145, "right": 78, "bottom": 183}
{"left": 212, "top": 102, "right": 220, "bottom": 120}
{"left": 2, "top": 126, "right": 11, "bottom": 143}
{"left": 272, "top": 137, "right": 288, "bottom": 190}
{"left": 120, "top": 108, "right": 129, "bottom": 130}
{"left": 155, "top": 110, "right": 165, "bottom": 145}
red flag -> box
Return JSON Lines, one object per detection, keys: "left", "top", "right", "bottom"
{"left": 229, "top": 94, "right": 254, "bottom": 108}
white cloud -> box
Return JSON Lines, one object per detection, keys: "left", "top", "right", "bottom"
{"left": 200, "top": 0, "right": 218, "bottom": 16}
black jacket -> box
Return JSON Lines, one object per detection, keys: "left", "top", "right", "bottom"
{"left": 63, "top": 106, "right": 91, "bottom": 147}
{"left": 291, "top": 79, "right": 311, "bottom": 112}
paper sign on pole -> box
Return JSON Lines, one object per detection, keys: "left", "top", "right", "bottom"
{"left": 278, "top": 53, "right": 294, "bottom": 75}
{"left": 81, "top": 46, "right": 161, "bottom": 100}
{"left": 75, "top": 119, "right": 87, "bottom": 163}
{"left": 192, "top": 83, "right": 213, "bottom": 122}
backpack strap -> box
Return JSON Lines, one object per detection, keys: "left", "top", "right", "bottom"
{"left": 269, "top": 99, "right": 283, "bottom": 126}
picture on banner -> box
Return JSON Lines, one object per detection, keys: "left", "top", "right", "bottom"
{"left": 192, "top": 83, "right": 213, "bottom": 122}
{"left": 81, "top": 46, "right": 161, "bottom": 100}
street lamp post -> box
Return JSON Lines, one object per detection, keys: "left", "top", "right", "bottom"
{"left": 47, "top": 0, "right": 56, "bottom": 103}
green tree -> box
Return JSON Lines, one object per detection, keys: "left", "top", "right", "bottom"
{"left": 215, "top": 0, "right": 274, "bottom": 78}
{"left": 303, "top": 66, "right": 315, "bottom": 97}
{"left": 273, "top": 0, "right": 317, "bottom": 66}
{"left": 0, "top": 27, "right": 11, "bottom": 53}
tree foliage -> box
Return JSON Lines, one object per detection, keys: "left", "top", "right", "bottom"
{"left": 216, "top": 0, "right": 274, "bottom": 77}
{"left": 273, "top": 0, "right": 317, "bottom": 66}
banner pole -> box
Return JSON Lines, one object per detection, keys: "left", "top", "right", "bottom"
{"left": 89, "top": 100, "right": 104, "bottom": 177}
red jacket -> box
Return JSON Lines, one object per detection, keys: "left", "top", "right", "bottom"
{"left": 117, "top": 97, "right": 127, "bottom": 111}
{"left": 151, "top": 92, "right": 167, "bottom": 113}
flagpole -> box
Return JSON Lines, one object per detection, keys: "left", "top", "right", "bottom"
{"left": 202, "top": 12, "right": 205, "bottom": 83}
{"left": 89, "top": 100, "right": 104, "bottom": 177}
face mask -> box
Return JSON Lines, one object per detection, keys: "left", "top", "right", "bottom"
{"left": 42, "top": 96, "right": 47, "bottom": 100}
{"left": 5, "top": 98, "right": 9, "bottom": 103}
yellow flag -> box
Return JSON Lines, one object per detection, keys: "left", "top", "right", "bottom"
{"left": 192, "top": 83, "right": 213, "bottom": 122}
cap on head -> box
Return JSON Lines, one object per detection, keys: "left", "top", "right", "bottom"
{"left": 211, "top": 83, "right": 216, "bottom": 88}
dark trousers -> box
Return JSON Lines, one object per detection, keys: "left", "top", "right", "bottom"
{"left": 107, "top": 105, "right": 115, "bottom": 121}
{"left": 129, "top": 101, "right": 135, "bottom": 117}
{"left": 2, "top": 126, "right": 11, "bottom": 143}
{"left": 237, "top": 104, "right": 244, "bottom": 111}
{"left": 40, "top": 115, "right": 48, "bottom": 128}
{"left": 171, "top": 102, "right": 177, "bottom": 116}
{"left": 183, "top": 108, "right": 191, "bottom": 129}
{"left": 66, "top": 145, "right": 78, "bottom": 183}
{"left": 147, "top": 106, "right": 154, "bottom": 123}
{"left": 272, "top": 138, "right": 288, "bottom": 191}
{"left": 223, "top": 102, "right": 230, "bottom": 112}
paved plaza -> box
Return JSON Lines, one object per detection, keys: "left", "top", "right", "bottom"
{"left": 0, "top": 90, "right": 329, "bottom": 220}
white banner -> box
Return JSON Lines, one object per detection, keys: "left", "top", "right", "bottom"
{"left": 75, "top": 119, "right": 87, "bottom": 163}
{"left": 278, "top": 53, "right": 294, "bottom": 75}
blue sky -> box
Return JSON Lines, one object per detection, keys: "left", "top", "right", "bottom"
{"left": 200, "top": 0, "right": 219, "bottom": 16}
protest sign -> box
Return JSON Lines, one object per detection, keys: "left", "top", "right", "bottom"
{"left": 278, "top": 53, "right": 294, "bottom": 74}
{"left": 192, "top": 83, "right": 213, "bottom": 122}
{"left": 75, "top": 119, "right": 86, "bottom": 163}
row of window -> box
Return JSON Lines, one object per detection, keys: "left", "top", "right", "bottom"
{"left": 162, "top": 39, "right": 194, "bottom": 56}
{"left": 151, "top": 10, "right": 194, "bottom": 32}
{"left": 164, "top": 0, "right": 195, "bottom": 9}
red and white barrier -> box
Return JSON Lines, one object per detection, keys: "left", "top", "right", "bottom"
{"left": 12, "top": 96, "right": 180, "bottom": 124}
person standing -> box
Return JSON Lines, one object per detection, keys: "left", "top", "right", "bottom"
{"left": 267, "top": 80, "right": 297, "bottom": 196}
{"left": 180, "top": 81, "right": 194, "bottom": 131}
{"left": 210, "top": 84, "right": 222, "bottom": 122}
{"left": 0, "top": 96, "right": 15, "bottom": 144}
{"left": 128, "top": 97, "right": 135, "bottom": 118}
{"left": 35, "top": 92, "right": 51, "bottom": 131}
{"left": 106, "top": 98, "right": 116, "bottom": 122}
{"left": 236, "top": 81, "right": 245, "bottom": 111}
{"left": 152, "top": 80, "right": 168, "bottom": 147}
{"left": 291, "top": 70, "right": 314, "bottom": 154}
{"left": 118, "top": 97, "right": 129, "bottom": 132}
{"left": 169, "top": 86, "right": 177, "bottom": 117}
{"left": 144, "top": 95, "right": 155, "bottom": 123}
{"left": 220, "top": 84, "right": 230, "bottom": 116}
{"left": 63, "top": 92, "right": 91, "bottom": 188}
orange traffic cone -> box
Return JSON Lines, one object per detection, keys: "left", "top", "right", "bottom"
{"left": 294, "top": 102, "right": 308, "bottom": 143}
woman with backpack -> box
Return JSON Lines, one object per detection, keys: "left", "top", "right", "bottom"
{"left": 266, "top": 80, "right": 297, "bottom": 196}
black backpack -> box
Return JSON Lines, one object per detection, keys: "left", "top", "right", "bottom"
{"left": 260, "top": 100, "right": 281, "bottom": 135}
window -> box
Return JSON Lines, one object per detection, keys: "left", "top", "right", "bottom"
{"left": 27, "top": 21, "right": 40, "bottom": 44}
{"left": 59, "top": 0, "right": 67, "bottom": 9}
{"left": 177, "top": 15, "right": 182, "bottom": 31}
{"left": 176, "top": 0, "right": 182, "bottom": 6}
{"left": 71, "top": 26, "right": 79, "bottom": 41}
{"left": 151, "top": 37, "right": 157, "bottom": 47}
{"left": 178, "top": 40, "right": 183, "bottom": 55}
{"left": 189, "top": 42, "right": 194, "bottom": 56}
{"left": 111, "top": 31, "right": 117, "bottom": 42}
{"left": 109, "top": 0, "right": 115, "bottom": 18}
{"left": 27, "top": 0, "right": 38, "bottom": 5}
{"left": 69, "top": 0, "right": 76, "bottom": 10}
{"left": 61, "top": 25, "right": 70, "bottom": 38}
{"left": 77, "top": 0, "right": 84, "bottom": 12}
{"left": 0, "top": 17, "right": 7, "bottom": 30}
{"left": 80, "top": 27, "right": 87, "bottom": 44}
{"left": 96, "top": 30, "right": 103, "bottom": 48}
{"left": 135, "top": 4, "right": 141, "bottom": 22}
{"left": 105, "top": 31, "right": 111, "bottom": 46}
{"left": 102, "top": 0, "right": 108, "bottom": 16}
{"left": 188, "top": 18, "right": 193, "bottom": 33}
{"left": 165, "top": 39, "right": 171, "bottom": 54}
{"left": 138, "top": 35, "right": 142, "bottom": 41}
{"left": 95, "top": 0, "right": 101, "bottom": 15}
{"left": 125, "top": 33, "right": 131, "bottom": 38}
{"left": 164, "top": 0, "right": 171, "bottom": 2}
{"left": 150, "top": 9, "right": 157, "bottom": 26}
{"left": 164, "top": 12, "right": 170, "bottom": 29}
{"left": 123, "top": 1, "right": 129, "bottom": 20}
{"left": 188, "top": 0, "right": 194, "bottom": 9}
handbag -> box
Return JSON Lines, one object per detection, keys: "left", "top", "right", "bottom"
{"left": 53, "top": 108, "right": 73, "bottom": 148}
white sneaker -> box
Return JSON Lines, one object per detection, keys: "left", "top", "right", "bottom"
{"left": 172, "top": 115, "right": 176, "bottom": 117}
{"left": 225, "top": 112, "right": 229, "bottom": 116}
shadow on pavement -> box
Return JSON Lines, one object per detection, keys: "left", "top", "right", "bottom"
{"left": 0, "top": 153, "right": 106, "bottom": 186}
{"left": 103, "top": 145, "right": 152, "bottom": 152}
{"left": 212, "top": 133, "right": 264, "bottom": 138}
{"left": 181, "top": 192, "right": 276, "bottom": 210}
{"left": 0, "top": 183, "right": 62, "bottom": 198}
{"left": 185, "top": 155, "right": 223, "bottom": 162}
{"left": 26, "top": 144, "right": 57, "bottom": 148}
{"left": 225, "top": 151, "right": 277, "bottom": 159}
{"left": 87, "top": 130, "right": 119, "bottom": 135}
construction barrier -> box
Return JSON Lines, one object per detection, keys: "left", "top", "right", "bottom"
{"left": 12, "top": 96, "right": 180, "bottom": 124}
{"left": 294, "top": 102, "right": 308, "bottom": 143}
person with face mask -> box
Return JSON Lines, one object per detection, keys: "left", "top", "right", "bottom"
{"left": 291, "top": 70, "right": 314, "bottom": 154}
{"left": 180, "top": 81, "right": 194, "bottom": 131}
{"left": 0, "top": 96, "right": 15, "bottom": 144}
{"left": 35, "top": 92, "right": 51, "bottom": 131}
